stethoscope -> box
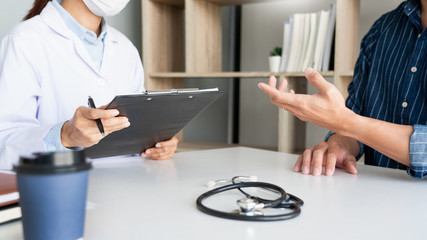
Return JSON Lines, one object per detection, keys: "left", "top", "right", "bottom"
{"left": 196, "top": 176, "right": 304, "bottom": 221}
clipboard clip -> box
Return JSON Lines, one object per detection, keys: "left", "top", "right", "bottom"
{"left": 144, "top": 88, "right": 200, "bottom": 95}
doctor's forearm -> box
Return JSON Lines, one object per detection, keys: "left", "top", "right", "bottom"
{"left": 337, "top": 113, "right": 413, "bottom": 166}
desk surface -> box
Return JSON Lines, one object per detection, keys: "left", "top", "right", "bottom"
{"left": 1, "top": 147, "right": 426, "bottom": 239}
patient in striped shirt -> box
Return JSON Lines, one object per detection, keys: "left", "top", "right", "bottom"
{"left": 259, "top": 0, "right": 427, "bottom": 179}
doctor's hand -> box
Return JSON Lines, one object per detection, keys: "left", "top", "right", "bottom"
{"left": 61, "top": 106, "right": 130, "bottom": 148}
{"left": 258, "top": 68, "right": 356, "bottom": 135}
{"left": 294, "top": 134, "right": 359, "bottom": 176}
{"left": 142, "top": 137, "right": 179, "bottom": 160}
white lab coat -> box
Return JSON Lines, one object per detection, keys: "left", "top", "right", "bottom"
{"left": 0, "top": 2, "right": 145, "bottom": 169}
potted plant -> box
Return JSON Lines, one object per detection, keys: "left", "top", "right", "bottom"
{"left": 269, "top": 47, "right": 282, "bottom": 72}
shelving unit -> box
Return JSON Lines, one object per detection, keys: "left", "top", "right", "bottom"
{"left": 142, "top": 0, "right": 360, "bottom": 153}
{"left": 149, "top": 71, "right": 335, "bottom": 78}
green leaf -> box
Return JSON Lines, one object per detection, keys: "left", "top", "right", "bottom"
{"left": 270, "top": 47, "right": 282, "bottom": 56}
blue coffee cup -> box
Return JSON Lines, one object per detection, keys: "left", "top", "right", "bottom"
{"left": 13, "top": 149, "right": 92, "bottom": 240}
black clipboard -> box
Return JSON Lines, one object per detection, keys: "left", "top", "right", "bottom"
{"left": 85, "top": 88, "right": 223, "bottom": 159}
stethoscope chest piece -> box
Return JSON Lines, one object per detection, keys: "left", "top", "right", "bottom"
{"left": 231, "top": 198, "right": 264, "bottom": 216}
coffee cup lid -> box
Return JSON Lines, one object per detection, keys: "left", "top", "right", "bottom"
{"left": 13, "top": 148, "right": 92, "bottom": 174}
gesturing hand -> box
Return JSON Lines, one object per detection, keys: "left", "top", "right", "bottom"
{"left": 61, "top": 106, "right": 130, "bottom": 148}
{"left": 258, "top": 68, "right": 355, "bottom": 134}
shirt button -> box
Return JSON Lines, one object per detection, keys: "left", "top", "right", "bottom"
{"left": 50, "top": 146, "right": 56, "bottom": 151}
{"left": 411, "top": 66, "right": 417, "bottom": 73}
{"left": 402, "top": 102, "right": 408, "bottom": 108}
{"left": 97, "top": 78, "right": 106, "bottom": 85}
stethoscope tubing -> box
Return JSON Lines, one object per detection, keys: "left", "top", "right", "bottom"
{"left": 196, "top": 182, "right": 303, "bottom": 221}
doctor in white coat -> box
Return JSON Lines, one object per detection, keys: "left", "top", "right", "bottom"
{"left": 0, "top": 0, "right": 178, "bottom": 169}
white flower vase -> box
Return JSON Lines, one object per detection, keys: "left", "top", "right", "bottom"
{"left": 269, "top": 56, "right": 281, "bottom": 72}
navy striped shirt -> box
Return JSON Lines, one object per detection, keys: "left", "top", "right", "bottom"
{"left": 328, "top": 0, "right": 427, "bottom": 179}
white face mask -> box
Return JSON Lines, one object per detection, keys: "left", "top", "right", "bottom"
{"left": 82, "top": 0, "right": 130, "bottom": 17}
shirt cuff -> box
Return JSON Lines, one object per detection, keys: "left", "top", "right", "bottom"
{"left": 325, "top": 131, "right": 364, "bottom": 161}
{"left": 43, "top": 121, "right": 70, "bottom": 152}
{"left": 407, "top": 124, "right": 427, "bottom": 179}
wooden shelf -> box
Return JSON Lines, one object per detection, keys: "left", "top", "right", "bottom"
{"left": 149, "top": 0, "right": 284, "bottom": 6}
{"left": 142, "top": 0, "right": 360, "bottom": 154}
{"left": 149, "top": 71, "right": 335, "bottom": 78}
{"left": 148, "top": 0, "right": 184, "bottom": 6}
{"left": 177, "top": 141, "right": 277, "bottom": 152}
{"left": 204, "top": 0, "right": 285, "bottom": 6}
{"left": 339, "top": 71, "right": 354, "bottom": 77}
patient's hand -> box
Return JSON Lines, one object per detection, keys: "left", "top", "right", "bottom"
{"left": 142, "top": 137, "right": 179, "bottom": 160}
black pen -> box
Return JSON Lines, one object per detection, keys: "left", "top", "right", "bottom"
{"left": 88, "top": 96, "right": 105, "bottom": 136}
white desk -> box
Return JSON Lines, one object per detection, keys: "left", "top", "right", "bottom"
{"left": 1, "top": 147, "right": 426, "bottom": 239}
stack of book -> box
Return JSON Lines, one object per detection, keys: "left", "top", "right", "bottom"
{"left": 0, "top": 172, "right": 21, "bottom": 225}
{"left": 279, "top": 4, "right": 336, "bottom": 72}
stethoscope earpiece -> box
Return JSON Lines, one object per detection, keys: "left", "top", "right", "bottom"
{"left": 206, "top": 181, "right": 217, "bottom": 188}
{"left": 205, "top": 175, "right": 258, "bottom": 188}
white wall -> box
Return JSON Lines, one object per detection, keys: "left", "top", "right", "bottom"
{"left": 0, "top": 0, "right": 142, "bottom": 53}
{"left": 240, "top": 0, "right": 403, "bottom": 149}
{"left": 0, "top": 0, "right": 34, "bottom": 39}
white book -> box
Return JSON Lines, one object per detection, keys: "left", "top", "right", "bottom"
{"left": 286, "top": 14, "right": 304, "bottom": 72}
{"left": 312, "top": 9, "right": 330, "bottom": 71}
{"left": 301, "top": 12, "right": 318, "bottom": 71}
{"left": 284, "top": 17, "right": 294, "bottom": 72}
{"left": 279, "top": 21, "right": 291, "bottom": 72}
{"left": 297, "top": 13, "right": 311, "bottom": 71}
{"left": 321, "top": 3, "right": 337, "bottom": 71}
{"left": 290, "top": 14, "right": 304, "bottom": 72}
{"left": 0, "top": 203, "right": 21, "bottom": 224}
